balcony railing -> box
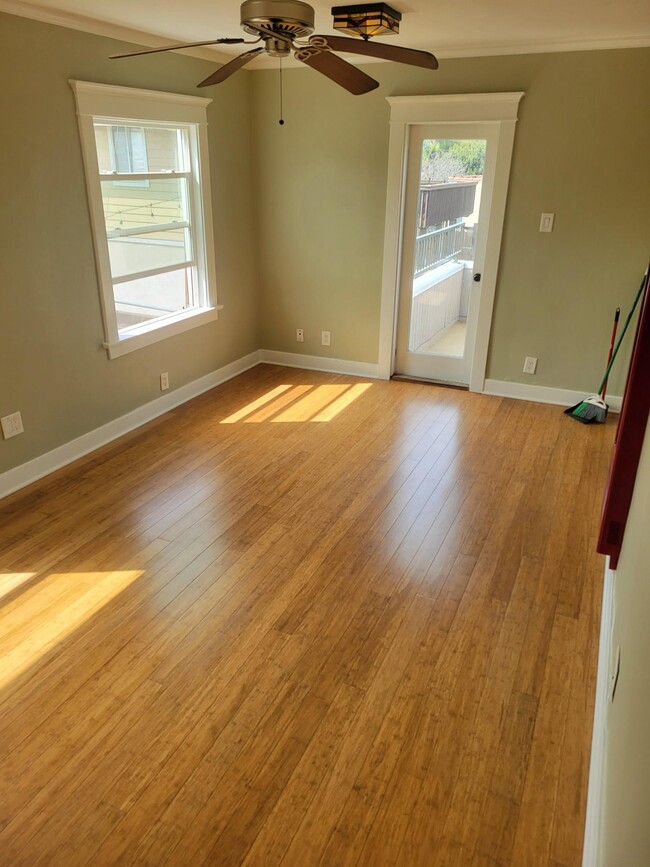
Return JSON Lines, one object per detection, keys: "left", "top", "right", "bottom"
{"left": 414, "top": 222, "right": 472, "bottom": 277}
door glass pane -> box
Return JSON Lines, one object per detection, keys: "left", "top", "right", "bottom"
{"left": 408, "top": 138, "right": 485, "bottom": 358}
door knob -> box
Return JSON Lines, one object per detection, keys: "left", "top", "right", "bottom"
{"left": 473, "top": 273, "right": 481, "bottom": 282}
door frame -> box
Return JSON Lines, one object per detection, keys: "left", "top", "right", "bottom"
{"left": 377, "top": 92, "right": 524, "bottom": 390}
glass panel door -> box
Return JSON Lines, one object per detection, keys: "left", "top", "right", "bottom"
{"left": 395, "top": 125, "right": 491, "bottom": 385}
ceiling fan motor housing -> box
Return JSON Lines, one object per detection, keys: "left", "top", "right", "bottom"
{"left": 240, "top": 0, "right": 316, "bottom": 48}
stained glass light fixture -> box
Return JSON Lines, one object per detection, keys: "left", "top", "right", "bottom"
{"left": 331, "top": 3, "right": 402, "bottom": 39}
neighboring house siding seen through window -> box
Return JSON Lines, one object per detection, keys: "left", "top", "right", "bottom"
{"left": 111, "top": 125, "right": 148, "bottom": 174}
{"left": 70, "top": 81, "right": 220, "bottom": 358}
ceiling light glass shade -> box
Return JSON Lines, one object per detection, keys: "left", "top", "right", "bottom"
{"left": 331, "top": 3, "right": 402, "bottom": 38}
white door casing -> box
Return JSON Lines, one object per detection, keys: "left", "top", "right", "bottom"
{"left": 395, "top": 123, "right": 491, "bottom": 385}
{"left": 377, "top": 93, "right": 525, "bottom": 390}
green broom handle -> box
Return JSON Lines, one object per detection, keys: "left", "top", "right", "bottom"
{"left": 596, "top": 272, "right": 649, "bottom": 397}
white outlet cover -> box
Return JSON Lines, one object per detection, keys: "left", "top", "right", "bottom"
{"left": 1, "top": 411, "right": 24, "bottom": 439}
{"left": 322, "top": 331, "right": 331, "bottom": 346}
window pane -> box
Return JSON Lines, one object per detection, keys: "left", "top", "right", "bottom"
{"left": 111, "top": 126, "right": 148, "bottom": 173}
{"left": 108, "top": 228, "right": 191, "bottom": 280}
{"left": 101, "top": 177, "right": 189, "bottom": 234}
{"left": 115, "top": 268, "right": 196, "bottom": 333}
{"left": 94, "top": 123, "right": 184, "bottom": 173}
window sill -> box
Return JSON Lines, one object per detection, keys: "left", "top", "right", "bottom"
{"left": 103, "top": 305, "right": 223, "bottom": 359}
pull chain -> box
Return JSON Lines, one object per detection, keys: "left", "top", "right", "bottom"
{"left": 279, "top": 58, "right": 285, "bottom": 126}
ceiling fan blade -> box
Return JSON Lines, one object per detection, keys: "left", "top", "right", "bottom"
{"left": 110, "top": 38, "right": 246, "bottom": 60}
{"left": 315, "top": 35, "right": 438, "bottom": 70}
{"left": 197, "top": 47, "right": 265, "bottom": 87}
{"left": 296, "top": 48, "right": 379, "bottom": 95}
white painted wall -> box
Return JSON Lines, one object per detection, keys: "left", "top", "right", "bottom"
{"left": 597, "top": 420, "right": 650, "bottom": 865}
{"left": 409, "top": 261, "right": 465, "bottom": 351}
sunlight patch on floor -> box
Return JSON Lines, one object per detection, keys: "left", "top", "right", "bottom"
{"left": 219, "top": 382, "right": 373, "bottom": 424}
{"left": 311, "top": 383, "right": 373, "bottom": 422}
{"left": 271, "top": 384, "right": 350, "bottom": 422}
{"left": 220, "top": 384, "right": 293, "bottom": 423}
{"left": 0, "top": 569, "right": 144, "bottom": 689}
{"left": 0, "top": 572, "right": 38, "bottom": 603}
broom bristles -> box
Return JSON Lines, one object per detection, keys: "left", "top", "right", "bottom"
{"left": 564, "top": 396, "right": 608, "bottom": 424}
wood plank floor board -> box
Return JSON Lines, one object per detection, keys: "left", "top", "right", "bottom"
{"left": 0, "top": 504, "right": 280, "bottom": 750}
{"left": 509, "top": 613, "right": 578, "bottom": 867}
{"left": 87, "top": 634, "right": 297, "bottom": 864}
{"left": 0, "top": 366, "right": 614, "bottom": 866}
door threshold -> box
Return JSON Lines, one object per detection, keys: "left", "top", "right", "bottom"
{"left": 391, "top": 374, "right": 469, "bottom": 390}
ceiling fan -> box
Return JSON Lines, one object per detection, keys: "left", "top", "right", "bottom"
{"left": 110, "top": 0, "right": 438, "bottom": 95}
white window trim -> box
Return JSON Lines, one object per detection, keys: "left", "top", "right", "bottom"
{"left": 70, "top": 80, "right": 221, "bottom": 359}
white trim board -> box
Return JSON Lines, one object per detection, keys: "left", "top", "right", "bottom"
{"left": 259, "top": 349, "right": 380, "bottom": 379}
{"left": 582, "top": 562, "right": 615, "bottom": 867}
{"left": 0, "top": 354, "right": 620, "bottom": 502}
{"left": 0, "top": 0, "right": 232, "bottom": 63}
{"left": 255, "top": 35, "right": 650, "bottom": 68}
{"left": 378, "top": 92, "right": 524, "bottom": 392}
{"left": 0, "top": 350, "right": 261, "bottom": 501}
{"left": 483, "top": 379, "right": 622, "bottom": 412}
{"left": 3, "top": 0, "right": 648, "bottom": 66}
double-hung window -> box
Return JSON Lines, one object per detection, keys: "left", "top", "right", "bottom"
{"left": 70, "top": 82, "right": 219, "bottom": 358}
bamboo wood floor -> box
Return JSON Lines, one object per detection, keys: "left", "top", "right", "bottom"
{"left": 0, "top": 364, "right": 615, "bottom": 866}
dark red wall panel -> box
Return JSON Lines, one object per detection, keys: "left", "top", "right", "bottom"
{"left": 598, "top": 268, "right": 650, "bottom": 569}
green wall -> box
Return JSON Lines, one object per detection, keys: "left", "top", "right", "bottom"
{"left": 251, "top": 49, "right": 650, "bottom": 390}
{"left": 0, "top": 13, "right": 259, "bottom": 475}
{"left": 1, "top": 9, "right": 649, "bottom": 479}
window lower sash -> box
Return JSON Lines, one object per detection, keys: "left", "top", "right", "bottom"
{"left": 99, "top": 171, "right": 192, "bottom": 182}
{"left": 111, "top": 259, "right": 196, "bottom": 285}
{"left": 108, "top": 221, "right": 190, "bottom": 238}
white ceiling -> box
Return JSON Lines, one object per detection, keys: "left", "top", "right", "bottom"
{"left": 2, "top": 0, "right": 649, "bottom": 68}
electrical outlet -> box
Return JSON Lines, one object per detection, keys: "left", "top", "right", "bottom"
{"left": 160, "top": 372, "right": 169, "bottom": 391}
{"left": 321, "top": 331, "right": 331, "bottom": 347}
{"left": 296, "top": 328, "right": 304, "bottom": 343}
{"left": 1, "top": 411, "right": 24, "bottom": 440}
{"left": 523, "top": 356, "right": 538, "bottom": 375}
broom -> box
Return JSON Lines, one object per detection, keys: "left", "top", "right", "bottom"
{"left": 565, "top": 268, "right": 649, "bottom": 424}
{"left": 564, "top": 307, "right": 620, "bottom": 424}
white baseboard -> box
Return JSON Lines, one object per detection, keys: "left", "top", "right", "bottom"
{"left": 0, "top": 350, "right": 261, "bottom": 501}
{"left": 1, "top": 358, "right": 620, "bottom": 501}
{"left": 483, "top": 379, "right": 622, "bottom": 413}
{"left": 259, "top": 349, "right": 380, "bottom": 379}
{"left": 582, "top": 562, "right": 615, "bottom": 867}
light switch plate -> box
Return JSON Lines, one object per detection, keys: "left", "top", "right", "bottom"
{"left": 539, "top": 213, "right": 555, "bottom": 233}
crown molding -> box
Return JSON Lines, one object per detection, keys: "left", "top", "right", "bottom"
{"left": 0, "top": 0, "right": 233, "bottom": 64}
{"left": 1, "top": 0, "right": 648, "bottom": 73}
{"left": 254, "top": 32, "right": 650, "bottom": 68}
{"left": 433, "top": 32, "right": 650, "bottom": 59}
